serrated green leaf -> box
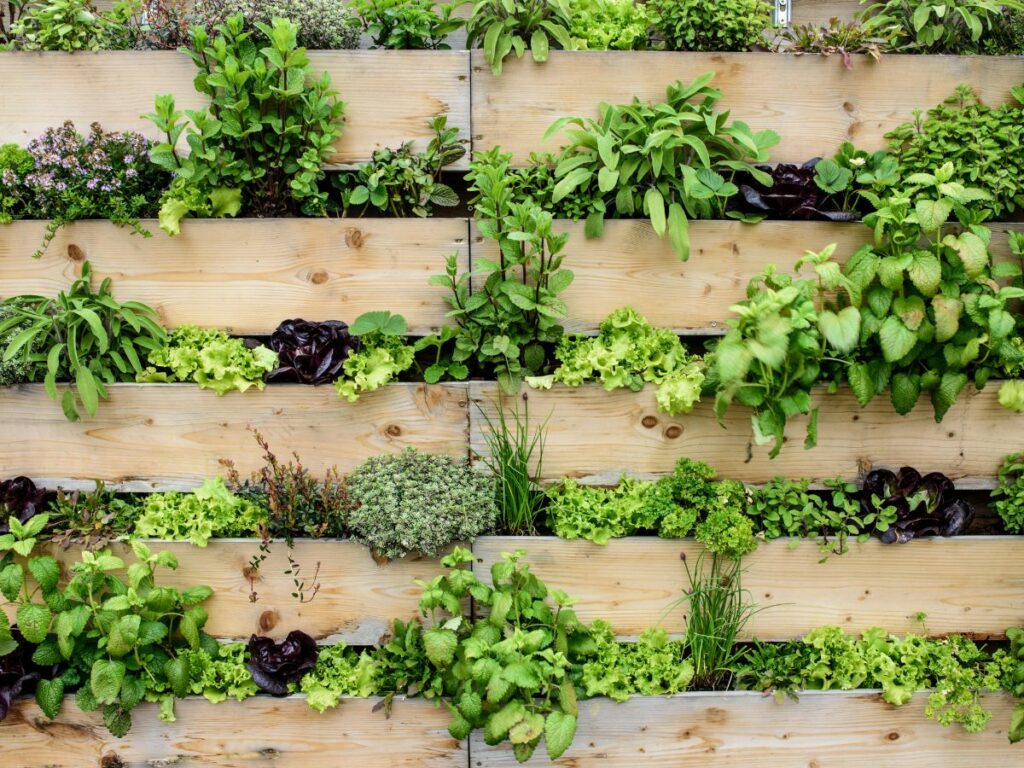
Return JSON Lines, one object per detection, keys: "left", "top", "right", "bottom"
{"left": 423, "top": 627, "right": 458, "bottom": 668}
{"left": 91, "top": 659, "right": 126, "bottom": 705}
{"left": 878, "top": 316, "right": 917, "bottom": 362}
{"left": 35, "top": 678, "right": 64, "bottom": 720}
{"left": 545, "top": 711, "right": 577, "bottom": 761}
{"left": 17, "top": 603, "right": 51, "bottom": 644}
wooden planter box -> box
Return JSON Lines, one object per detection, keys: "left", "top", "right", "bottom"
{"left": 475, "top": 536, "right": 1024, "bottom": 640}
{"left": 4, "top": 380, "right": 1022, "bottom": 489}
{"left": 1, "top": 696, "right": 462, "bottom": 768}
{"left": 472, "top": 220, "right": 1024, "bottom": 334}
{"left": 0, "top": 218, "right": 468, "bottom": 336}
{"left": 471, "top": 382, "right": 1024, "bottom": 487}
{"left": 471, "top": 51, "right": 1024, "bottom": 165}
{"left": 472, "top": 691, "right": 1021, "bottom": 767}
{"left": 0, "top": 383, "right": 469, "bottom": 491}
{"left": 0, "top": 50, "right": 472, "bottom": 167}
{"left": 2, "top": 691, "right": 1016, "bottom": 767}
{"left": 7, "top": 536, "right": 1020, "bottom": 645}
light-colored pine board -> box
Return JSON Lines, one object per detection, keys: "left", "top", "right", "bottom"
{"left": 0, "top": 218, "right": 467, "bottom": 335}
{"left": 473, "top": 220, "right": 1024, "bottom": 333}
{"left": 474, "top": 537, "right": 1024, "bottom": 640}
{"left": 1, "top": 383, "right": 469, "bottom": 491}
{"left": 471, "top": 51, "right": 1024, "bottom": 165}
{"left": 3, "top": 541, "right": 442, "bottom": 646}
{"left": 0, "top": 696, "right": 462, "bottom": 768}
{"left": 793, "top": 0, "right": 863, "bottom": 25}
{"left": 472, "top": 691, "right": 1020, "bottom": 767}
{"left": 469, "top": 383, "right": 1024, "bottom": 487}
{"left": 0, "top": 50, "right": 471, "bottom": 167}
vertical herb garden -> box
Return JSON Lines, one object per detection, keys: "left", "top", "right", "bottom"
{"left": 2, "top": 0, "right": 1024, "bottom": 765}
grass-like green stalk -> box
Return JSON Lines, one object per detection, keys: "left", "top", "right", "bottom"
{"left": 476, "top": 393, "right": 548, "bottom": 536}
{"left": 672, "top": 550, "right": 762, "bottom": 691}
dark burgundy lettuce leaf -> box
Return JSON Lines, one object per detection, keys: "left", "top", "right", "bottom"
{"left": 0, "top": 628, "right": 62, "bottom": 722}
{"left": 735, "top": 159, "right": 859, "bottom": 222}
{"left": 863, "top": 467, "right": 973, "bottom": 544}
{"left": 267, "top": 319, "right": 360, "bottom": 385}
{"left": 246, "top": 631, "right": 319, "bottom": 696}
{"left": 0, "top": 477, "right": 47, "bottom": 535}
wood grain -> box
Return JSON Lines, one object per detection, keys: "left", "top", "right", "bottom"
{"left": 793, "top": 0, "right": 863, "bottom": 25}
{"left": 0, "top": 218, "right": 468, "bottom": 335}
{"left": 474, "top": 537, "right": 1024, "bottom": 640}
{"left": 0, "top": 696, "right": 463, "bottom": 768}
{"left": 0, "top": 50, "right": 471, "bottom": 167}
{"left": 0, "top": 383, "right": 469, "bottom": 491}
{"left": 474, "top": 220, "right": 1024, "bottom": 334}
{"left": 471, "top": 50, "right": 1024, "bottom": 165}
{"left": 2, "top": 541, "right": 446, "bottom": 646}
{"left": 469, "top": 383, "right": 1024, "bottom": 487}
{"left": 472, "top": 691, "right": 1021, "bottom": 767}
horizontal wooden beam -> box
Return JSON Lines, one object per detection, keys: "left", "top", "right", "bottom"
{"left": 793, "top": 0, "right": 862, "bottom": 25}
{"left": 470, "top": 383, "right": 1024, "bottom": 487}
{"left": 0, "top": 50, "right": 471, "bottom": 167}
{"left": 0, "top": 383, "right": 469, "bottom": 491}
{"left": 0, "top": 219, "right": 467, "bottom": 336}
{"left": 1, "top": 696, "right": 462, "bottom": 768}
{"left": 472, "top": 691, "right": 1021, "bottom": 767}
{"left": 474, "top": 537, "right": 1024, "bottom": 640}
{"left": 471, "top": 50, "right": 1024, "bottom": 165}
{"left": 475, "top": 220, "right": 1023, "bottom": 334}
{"left": 2, "top": 541, "right": 447, "bottom": 647}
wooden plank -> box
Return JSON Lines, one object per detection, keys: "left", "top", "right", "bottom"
{"left": 474, "top": 537, "right": 1024, "bottom": 640}
{"left": 0, "top": 696, "right": 463, "bottom": 768}
{"left": 0, "top": 383, "right": 469, "bottom": 491}
{"left": 472, "top": 691, "right": 1020, "bottom": 767}
{"left": 481, "top": 219, "right": 1024, "bottom": 333}
{"left": 2, "top": 541, "right": 443, "bottom": 646}
{"left": 469, "top": 383, "right": 1024, "bottom": 488}
{"left": 473, "top": 220, "right": 1024, "bottom": 334}
{"left": 0, "top": 218, "right": 468, "bottom": 336}
{"left": 793, "top": 0, "right": 863, "bottom": 25}
{"left": 471, "top": 50, "right": 1024, "bottom": 165}
{"left": 0, "top": 50, "right": 471, "bottom": 167}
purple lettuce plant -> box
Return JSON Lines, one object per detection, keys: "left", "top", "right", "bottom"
{"left": 267, "top": 319, "right": 360, "bottom": 385}
{"left": 0, "top": 477, "right": 46, "bottom": 535}
{"left": 862, "top": 467, "right": 974, "bottom": 544}
{"left": 246, "top": 630, "right": 319, "bottom": 696}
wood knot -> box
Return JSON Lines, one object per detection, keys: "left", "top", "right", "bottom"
{"left": 101, "top": 754, "right": 126, "bottom": 768}
{"left": 664, "top": 425, "right": 683, "bottom": 439}
{"left": 345, "top": 228, "right": 365, "bottom": 249}
{"left": 310, "top": 270, "right": 329, "bottom": 285}
{"left": 385, "top": 424, "right": 402, "bottom": 437}
{"left": 67, "top": 244, "right": 85, "bottom": 261}
{"left": 242, "top": 564, "right": 261, "bottom": 581}
{"left": 641, "top": 416, "right": 658, "bottom": 429}
{"left": 259, "top": 610, "right": 279, "bottom": 632}
{"left": 843, "top": 101, "right": 856, "bottom": 114}
{"left": 887, "top": 731, "right": 900, "bottom": 741}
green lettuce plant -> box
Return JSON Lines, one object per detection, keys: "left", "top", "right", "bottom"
{"left": 132, "top": 477, "right": 265, "bottom": 547}
{"left": 146, "top": 15, "right": 345, "bottom": 234}
{"left": 528, "top": 306, "right": 704, "bottom": 415}
{"left": 0, "top": 524, "right": 216, "bottom": 736}
{"left": 543, "top": 75, "right": 779, "bottom": 260}
{"left": 567, "top": 0, "right": 653, "bottom": 50}
{"left": 137, "top": 325, "right": 277, "bottom": 395}
{"left": 334, "top": 311, "right": 415, "bottom": 402}
{"left": 991, "top": 450, "right": 1024, "bottom": 534}
{"left": 467, "top": 0, "right": 576, "bottom": 75}
{"left": 0, "top": 262, "right": 167, "bottom": 421}
{"left": 580, "top": 621, "right": 692, "bottom": 701}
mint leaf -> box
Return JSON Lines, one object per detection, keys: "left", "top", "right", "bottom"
{"left": 545, "top": 711, "right": 578, "bottom": 760}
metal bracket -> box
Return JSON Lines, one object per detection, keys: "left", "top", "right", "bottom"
{"left": 773, "top": 0, "right": 792, "bottom": 26}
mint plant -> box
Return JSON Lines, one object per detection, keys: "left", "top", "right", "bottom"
{"left": 467, "top": 0, "right": 575, "bottom": 75}
{"left": 0, "top": 521, "right": 215, "bottom": 736}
